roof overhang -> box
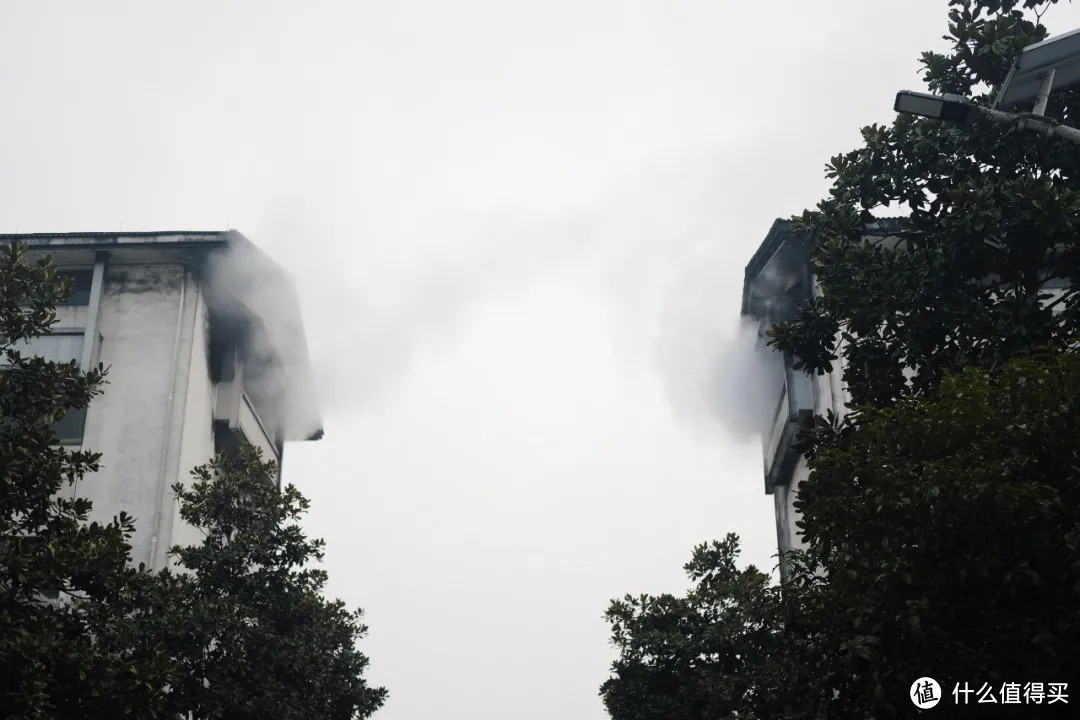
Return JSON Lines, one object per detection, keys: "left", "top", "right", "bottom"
{"left": 0, "top": 230, "right": 230, "bottom": 267}
{"left": 741, "top": 219, "right": 812, "bottom": 319}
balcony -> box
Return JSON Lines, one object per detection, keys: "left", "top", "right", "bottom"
{"left": 762, "top": 363, "right": 815, "bottom": 494}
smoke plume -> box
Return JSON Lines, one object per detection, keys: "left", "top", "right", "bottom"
{"left": 269, "top": 147, "right": 792, "bottom": 445}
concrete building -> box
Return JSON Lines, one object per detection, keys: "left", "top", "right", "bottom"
{"left": 741, "top": 219, "right": 905, "bottom": 558}
{"left": 2, "top": 230, "right": 321, "bottom": 572}
{"left": 742, "top": 216, "right": 1068, "bottom": 562}
{"left": 741, "top": 219, "right": 830, "bottom": 559}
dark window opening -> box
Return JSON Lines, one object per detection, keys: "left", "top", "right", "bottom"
{"left": 0, "top": 367, "right": 87, "bottom": 446}
{"left": 53, "top": 406, "right": 87, "bottom": 446}
{"left": 59, "top": 269, "right": 93, "bottom": 306}
{"left": 208, "top": 310, "right": 247, "bottom": 384}
{"left": 213, "top": 422, "right": 279, "bottom": 488}
{"left": 213, "top": 423, "right": 245, "bottom": 457}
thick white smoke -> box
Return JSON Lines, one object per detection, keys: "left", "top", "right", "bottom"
{"left": 203, "top": 236, "right": 324, "bottom": 442}
{"left": 652, "top": 244, "right": 789, "bottom": 443}
{"left": 276, "top": 147, "right": 792, "bottom": 445}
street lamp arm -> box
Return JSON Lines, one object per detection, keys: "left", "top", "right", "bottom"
{"left": 979, "top": 106, "right": 1080, "bottom": 145}
{"left": 894, "top": 90, "right": 1080, "bottom": 146}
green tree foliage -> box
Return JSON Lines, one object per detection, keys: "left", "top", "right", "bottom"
{"left": 768, "top": 0, "right": 1080, "bottom": 409}
{"left": 792, "top": 351, "right": 1080, "bottom": 717}
{"left": 601, "top": 536, "right": 791, "bottom": 719}
{"left": 603, "top": 352, "right": 1080, "bottom": 718}
{"left": 156, "top": 446, "right": 388, "bottom": 720}
{"left": 603, "top": 1, "right": 1080, "bottom": 717}
{"left": 1, "top": 242, "right": 385, "bottom": 719}
{"left": 0, "top": 242, "right": 174, "bottom": 718}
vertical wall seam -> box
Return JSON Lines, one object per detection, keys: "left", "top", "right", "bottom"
{"left": 71, "top": 252, "right": 108, "bottom": 498}
{"left": 148, "top": 266, "right": 195, "bottom": 571}
{"left": 159, "top": 273, "right": 201, "bottom": 569}
{"left": 79, "top": 252, "right": 107, "bottom": 373}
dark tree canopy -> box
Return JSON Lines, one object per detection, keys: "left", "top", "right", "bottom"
{"left": 769, "top": 0, "right": 1080, "bottom": 409}
{"left": 793, "top": 352, "right": 1080, "bottom": 716}
{"left": 157, "top": 447, "right": 388, "bottom": 720}
{"left": 0, "top": 242, "right": 386, "bottom": 719}
{"left": 0, "top": 242, "right": 174, "bottom": 718}
{"left": 601, "top": 536, "right": 788, "bottom": 720}
{"left": 603, "top": 352, "right": 1080, "bottom": 719}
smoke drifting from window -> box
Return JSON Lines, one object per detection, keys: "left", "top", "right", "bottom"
{"left": 655, "top": 302, "right": 784, "bottom": 443}
{"left": 280, "top": 148, "right": 792, "bottom": 446}
{"left": 202, "top": 236, "right": 324, "bottom": 443}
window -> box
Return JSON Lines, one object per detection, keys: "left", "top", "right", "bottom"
{"left": 52, "top": 406, "right": 87, "bottom": 446}
{"left": 7, "top": 331, "right": 88, "bottom": 446}
{"left": 12, "top": 332, "right": 84, "bottom": 364}
{"left": 59, "top": 269, "right": 93, "bottom": 306}
{"left": 214, "top": 424, "right": 245, "bottom": 457}
{"left": 213, "top": 423, "right": 280, "bottom": 488}
{"left": 0, "top": 264, "right": 100, "bottom": 447}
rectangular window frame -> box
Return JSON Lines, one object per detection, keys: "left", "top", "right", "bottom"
{"left": 5, "top": 255, "right": 108, "bottom": 448}
{"left": 59, "top": 268, "right": 94, "bottom": 307}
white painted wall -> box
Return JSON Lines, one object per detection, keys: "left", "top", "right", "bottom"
{"left": 769, "top": 287, "right": 1069, "bottom": 556}
{"left": 11, "top": 236, "right": 318, "bottom": 576}
{"left": 756, "top": 236, "right": 1071, "bottom": 561}
{"left": 779, "top": 342, "right": 848, "bottom": 555}
{"left": 760, "top": 326, "right": 848, "bottom": 556}
{"left": 53, "top": 304, "right": 90, "bottom": 331}
{"left": 166, "top": 283, "right": 216, "bottom": 568}
{"left": 776, "top": 460, "right": 811, "bottom": 553}
{"left": 238, "top": 394, "right": 278, "bottom": 463}
{"left": 78, "top": 264, "right": 191, "bottom": 569}
{"left": 77, "top": 261, "right": 293, "bottom": 571}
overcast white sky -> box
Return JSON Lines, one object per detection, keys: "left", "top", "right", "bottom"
{"left": 5, "top": 2, "right": 1080, "bottom": 718}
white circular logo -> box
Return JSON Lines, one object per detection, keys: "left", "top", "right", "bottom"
{"left": 911, "top": 677, "right": 941, "bottom": 709}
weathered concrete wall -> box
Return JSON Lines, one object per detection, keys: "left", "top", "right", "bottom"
{"left": 768, "top": 280, "right": 849, "bottom": 557}
{"left": 772, "top": 342, "right": 845, "bottom": 557}
{"left": 79, "top": 264, "right": 190, "bottom": 569}
{"left": 165, "top": 284, "right": 216, "bottom": 568}
{"left": 6, "top": 234, "right": 321, "bottom": 577}
{"left": 52, "top": 305, "right": 90, "bottom": 331}
{"left": 780, "top": 462, "right": 811, "bottom": 552}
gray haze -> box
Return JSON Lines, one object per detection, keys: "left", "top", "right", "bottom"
{"left": 203, "top": 237, "right": 323, "bottom": 440}
{"left": 6, "top": 2, "right": 1080, "bottom": 718}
